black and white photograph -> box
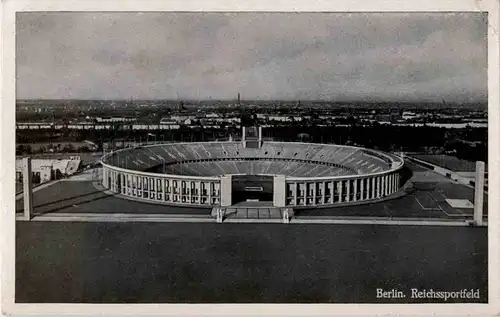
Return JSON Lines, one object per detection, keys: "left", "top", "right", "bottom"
{"left": 2, "top": 0, "right": 499, "bottom": 315}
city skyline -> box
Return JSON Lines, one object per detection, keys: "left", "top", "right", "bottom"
{"left": 17, "top": 12, "right": 488, "bottom": 102}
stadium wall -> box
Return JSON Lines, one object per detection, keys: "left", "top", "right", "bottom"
{"left": 100, "top": 143, "right": 404, "bottom": 208}
{"left": 283, "top": 169, "right": 401, "bottom": 207}
{"left": 101, "top": 164, "right": 222, "bottom": 206}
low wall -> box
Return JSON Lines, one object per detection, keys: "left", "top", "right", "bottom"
{"left": 406, "top": 156, "right": 487, "bottom": 190}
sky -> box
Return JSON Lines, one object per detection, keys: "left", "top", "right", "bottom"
{"left": 16, "top": 12, "right": 488, "bottom": 102}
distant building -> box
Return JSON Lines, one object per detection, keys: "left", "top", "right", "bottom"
{"left": 159, "top": 118, "right": 181, "bottom": 129}
{"left": 205, "top": 113, "right": 220, "bottom": 118}
{"left": 267, "top": 115, "right": 303, "bottom": 122}
{"left": 402, "top": 112, "right": 419, "bottom": 120}
{"left": 94, "top": 117, "right": 136, "bottom": 123}
{"left": 15, "top": 156, "right": 81, "bottom": 185}
{"left": 169, "top": 115, "right": 196, "bottom": 122}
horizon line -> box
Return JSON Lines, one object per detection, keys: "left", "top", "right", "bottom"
{"left": 16, "top": 98, "right": 487, "bottom": 104}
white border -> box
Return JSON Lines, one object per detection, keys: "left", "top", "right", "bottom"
{"left": 1, "top": 0, "right": 499, "bottom": 316}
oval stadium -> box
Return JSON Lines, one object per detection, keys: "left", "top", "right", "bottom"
{"left": 101, "top": 127, "right": 404, "bottom": 209}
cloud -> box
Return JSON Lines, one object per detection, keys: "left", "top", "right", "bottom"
{"left": 16, "top": 12, "right": 487, "bottom": 102}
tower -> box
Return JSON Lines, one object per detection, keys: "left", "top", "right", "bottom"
{"left": 242, "top": 126, "right": 263, "bottom": 149}
{"left": 22, "top": 157, "right": 33, "bottom": 220}
{"left": 473, "top": 161, "right": 485, "bottom": 226}
{"left": 237, "top": 92, "right": 240, "bottom": 105}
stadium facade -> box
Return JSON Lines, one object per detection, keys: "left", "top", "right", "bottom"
{"left": 100, "top": 127, "right": 405, "bottom": 208}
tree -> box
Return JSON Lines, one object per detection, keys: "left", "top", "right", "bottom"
{"left": 16, "top": 145, "right": 25, "bottom": 155}
{"left": 63, "top": 143, "right": 75, "bottom": 153}
{"left": 297, "top": 133, "right": 311, "bottom": 143}
{"left": 77, "top": 145, "right": 90, "bottom": 153}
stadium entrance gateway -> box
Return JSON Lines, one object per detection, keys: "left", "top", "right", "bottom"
{"left": 219, "top": 174, "right": 286, "bottom": 207}
{"left": 231, "top": 175, "right": 274, "bottom": 204}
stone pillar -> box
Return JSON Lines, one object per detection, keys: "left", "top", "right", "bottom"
{"left": 169, "top": 181, "right": 174, "bottom": 202}
{"left": 103, "top": 168, "right": 108, "bottom": 188}
{"left": 371, "top": 177, "right": 376, "bottom": 199}
{"left": 241, "top": 126, "right": 246, "bottom": 148}
{"left": 384, "top": 175, "right": 389, "bottom": 195}
{"left": 473, "top": 161, "right": 485, "bottom": 226}
{"left": 198, "top": 181, "right": 202, "bottom": 204}
{"left": 189, "top": 180, "right": 193, "bottom": 203}
{"left": 292, "top": 183, "right": 297, "bottom": 205}
{"left": 130, "top": 175, "right": 134, "bottom": 196}
{"left": 366, "top": 178, "right": 370, "bottom": 199}
{"left": 345, "top": 179, "right": 350, "bottom": 202}
{"left": 360, "top": 178, "right": 364, "bottom": 200}
{"left": 377, "top": 176, "right": 381, "bottom": 198}
{"left": 338, "top": 180, "right": 343, "bottom": 203}
{"left": 388, "top": 174, "right": 393, "bottom": 194}
{"left": 22, "top": 157, "right": 33, "bottom": 220}
{"left": 206, "top": 182, "right": 212, "bottom": 204}
{"left": 322, "top": 182, "right": 326, "bottom": 204}
{"left": 220, "top": 175, "right": 232, "bottom": 207}
{"left": 299, "top": 182, "right": 305, "bottom": 205}
{"left": 388, "top": 175, "right": 391, "bottom": 194}
{"left": 274, "top": 175, "right": 286, "bottom": 207}
{"left": 381, "top": 175, "right": 385, "bottom": 196}
{"left": 312, "top": 182, "right": 317, "bottom": 205}
{"left": 162, "top": 179, "right": 166, "bottom": 201}
{"left": 130, "top": 175, "right": 134, "bottom": 195}
{"left": 353, "top": 179, "right": 358, "bottom": 201}
{"left": 391, "top": 174, "right": 395, "bottom": 193}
